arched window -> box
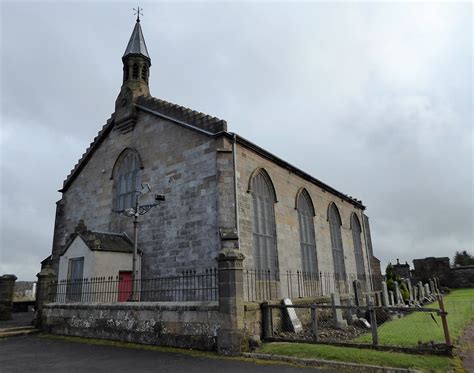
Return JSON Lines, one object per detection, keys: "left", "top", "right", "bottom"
{"left": 351, "top": 213, "right": 365, "bottom": 277}
{"left": 328, "top": 203, "right": 346, "bottom": 278}
{"left": 132, "top": 63, "right": 139, "bottom": 79}
{"left": 141, "top": 66, "right": 148, "bottom": 82}
{"left": 114, "top": 150, "right": 141, "bottom": 212}
{"left": 250, "top": 169, "right": 278, "bottom": 277}
{"left": 297, "top": 189, "right": 318, "bottom": 274}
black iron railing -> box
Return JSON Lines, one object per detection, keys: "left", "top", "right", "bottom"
{"left": 49, "top": 268, "right": 218, "bottom": 303}
{"left": 244, "top": 269, "right": 371, "bottom": 302}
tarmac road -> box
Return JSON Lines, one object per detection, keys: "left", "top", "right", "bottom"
{"left": 0, "top": 335, "right": 331, "bottom": 373}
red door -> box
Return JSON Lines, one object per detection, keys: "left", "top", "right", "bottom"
{"left": 118, "top": 271, "right": 132, "bottom": 302}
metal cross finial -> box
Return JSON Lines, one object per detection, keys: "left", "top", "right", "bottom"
{"left": 133, "top": 6, "right": 143, "bottom": 22}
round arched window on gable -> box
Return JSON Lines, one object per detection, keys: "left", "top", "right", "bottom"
{"left": 113, "top": 150, "right": 141, "bottom": 212}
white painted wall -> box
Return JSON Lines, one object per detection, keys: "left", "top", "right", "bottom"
{"left": 58, "top": 236, "right": 141, "bottom": 281}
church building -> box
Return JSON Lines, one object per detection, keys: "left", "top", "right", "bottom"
{"left": 49, "top": 16, "right": 379, "bottom": 302}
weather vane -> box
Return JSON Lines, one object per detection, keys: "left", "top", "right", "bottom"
{"left": 133, "top": 6, "right": 143, "bottom": 22}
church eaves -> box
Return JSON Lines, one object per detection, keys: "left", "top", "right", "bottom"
{"left": 123, "top": 20, "right": 150, "bottom": 60}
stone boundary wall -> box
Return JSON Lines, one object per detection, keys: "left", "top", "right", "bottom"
{"left": 451, "top": 266, "right": 474, "bottom": 288}
{"left": 41, "top": 302, "right": 219, "bottom": 351}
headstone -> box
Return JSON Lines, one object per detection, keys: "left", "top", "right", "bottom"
{"left": 406, "top": 280, "right": 413, "bottom": 302}
{"left": 435, "top": 277, "right": 441, "bottom": 293}
{"left": 424, "top": 283, "right": 431, "bottom": 297}
{"left": 413, "top": 286, "right": 418, "bottom": 302}
{"left": 394, "top": 281, "right": 402, "bottom": 305}
{"left": 331, "top": 293, "right": 347, "bottom": 329}
{"left": 282, "top": 298, "right": 303, "bottom": 333}
{"left": 345, "top": 297, "right": 357, "bottom": 324}
{"left": 353, "top": 279, "right": 363, "bottom": 306}
{"left": 356, "top": 318, "right": 371, "bottom": 329}
{"left": 429, "top": 279, "right": 436, "bottom": 295}
{"left": 375, "top": 291, "right": 382, "bottom": 306}
{"left": 389, "top": 290, "right": 394, "bottom": 306}
{"left": 417, "top": 281, "right": 424, "bottom": 300}
{"left": 381, "top": 281, "right": 389, "bottom": 306}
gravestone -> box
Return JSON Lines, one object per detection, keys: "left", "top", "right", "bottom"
{"left": 429, "top": 279, "right": 436, "bottom": 295}
{"left": 345, "top": 297, "right": 357, "bottom": 324}
{"left": 331, "top": 293, "right": 347, "bottom": 329}
{"left": 424, "top": 283, "right": 431, "bottom": 298}
{"left": 394, "top": 281, "right": 402, "bottom": 305}
{"left": 389, "top": 290, "right": 394, "bottom": 306}
{"left": 282, "top": 298, "right": 303, "bottom": 333}
{"left": 413, "top": 286, "right": 418, "bottom": 302}
{"left": 381, "top": 281, "right": 389, "bottom": 306}
{"left": 417, "top": 281, "right": 424, "bottom": 300}
{"left": 406, "top": 280, "right": 413, "bottom": 302}
{"left": 353, "top": 279, "right": 363, "bottom": 306}
{"left": 375, "top": 291, "right": 382, "bottom": 306}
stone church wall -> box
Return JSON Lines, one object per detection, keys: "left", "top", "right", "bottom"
{"left": 52, "top": 110, "right": 220, "bottom": 278}
{"left": 235, "top": 144, "right": 370, "bottom": 277}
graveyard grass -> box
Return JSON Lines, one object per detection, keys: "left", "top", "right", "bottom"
{"left": 259, "top": 289, "right": 473, "bottom": 371}
{"left": 355, "top": 288, "right": 474, "bottom": 347}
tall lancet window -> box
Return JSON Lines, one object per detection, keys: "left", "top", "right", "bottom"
{"left": 250, "top": 169, "right": 278, "bottom": 278}
{"left": 328, "top": 203, "right": 346, "bottom": 278}
{"left": 114, "top": 149, "right": 141, "bottom": 212}
{"left": 351, "top": 214, "right": 365, "bottom": 277}
{"left": 297, "top": 190, "right": 318, "bottom": 274}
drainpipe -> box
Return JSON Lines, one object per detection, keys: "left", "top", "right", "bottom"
{"left": 232, "top": 133, "right": 240, "bottom": 245}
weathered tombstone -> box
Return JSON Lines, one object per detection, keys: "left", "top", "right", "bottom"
{"left": 394, "top": 281, "right": 402, "bottom": 305}
{"left": 282, "top": 298, "right": 303, "bottom": 333}
{"left": 345, "top": 297, "right": 357, "bottom": 324}
{"left": 406, "top": 280, "right": 413, "bottom": 302}
{"left": 381, "top": 281, "right": 389, "bottom": 306}
{"left": 417, "top": 281, "right": 424, "bottom": 300}
{"left": 375, "top": 291, "right": 382, "bottom": 306}
{"left": 424, "top": 283, "right": 431, "bottom": 298}
{"left": 353, "top": 279, "right": 363, "bottom": 306}
{"left": 331, "top": 293, "right": 347, "bottom": 329}
{"left": 429, "top": 279, "right": 436, "bottom": 295}
{"left": 389, "top": 290, "right": 394, "bottom": 306}
{"left": 413, "top": 286, "right": 418, "bottom": 303}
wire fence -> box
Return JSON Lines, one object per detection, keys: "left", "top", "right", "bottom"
{"left": 262, "top": 300, "right": 452, "bottom": 355}
{"left": 244, "top": 270, "right": 376, "bottom": 302}
{"left": 48, "top": 269, "right": 218, "bottom": 303}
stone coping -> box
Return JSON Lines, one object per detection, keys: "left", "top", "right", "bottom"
{"left": 244, "top": 353, "right": 420, "bottom": 373}
{"left": 43, "top": 301, "right": 219, "bottom": 311}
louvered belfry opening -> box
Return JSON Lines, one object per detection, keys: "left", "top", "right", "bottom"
{"left": 297, "top": 190, "right": 318, "bottom": 274}
{"left": 251, "top": 170, "right": 279, "bottom": 280}
{"left": 329, "top": 203, "right": 346, "bottom": 279}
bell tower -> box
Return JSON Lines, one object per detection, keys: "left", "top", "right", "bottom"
{"left": 115, "top": 9, "right": 151, "bottom": 132}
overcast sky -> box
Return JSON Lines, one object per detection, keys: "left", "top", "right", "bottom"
{"left": 1, "top": 1, "right": 472, "bottom": 281}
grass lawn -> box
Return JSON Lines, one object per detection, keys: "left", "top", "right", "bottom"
{"left": 259, "top": 342, "right": 455, "bottom": 372}
{"left": 258, "top": 290, "right": 473, "bottom": 372}
{"left": 355, "top": 288, "right": 474, "bottom": 347}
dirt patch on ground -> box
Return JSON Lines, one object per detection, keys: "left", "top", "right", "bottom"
{"left": 459, "top": 322, "right": 474, "bottom": 373}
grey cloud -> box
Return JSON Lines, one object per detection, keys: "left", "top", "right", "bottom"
{"left": 1, "top": 2, "right": 472, "bottom": 280}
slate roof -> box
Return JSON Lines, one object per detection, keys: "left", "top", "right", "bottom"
{"left": 61, "top": 231, "right": 137, "bottom": 256}
{"left": 123, "top": 20, "right": 150, "bottom": 60}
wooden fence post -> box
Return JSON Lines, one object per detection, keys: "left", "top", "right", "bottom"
{"left": 367, "top": 295, "right": 378, "bottom": 346}
{"left": 438, "top": 295, "right": 452, "bottom": 354}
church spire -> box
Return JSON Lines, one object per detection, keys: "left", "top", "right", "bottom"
{"left": 114, "top": 11, "right": 152, "bottom": 132}
{"left": 121, "top": 11, "right": 151, "bottom": 94}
